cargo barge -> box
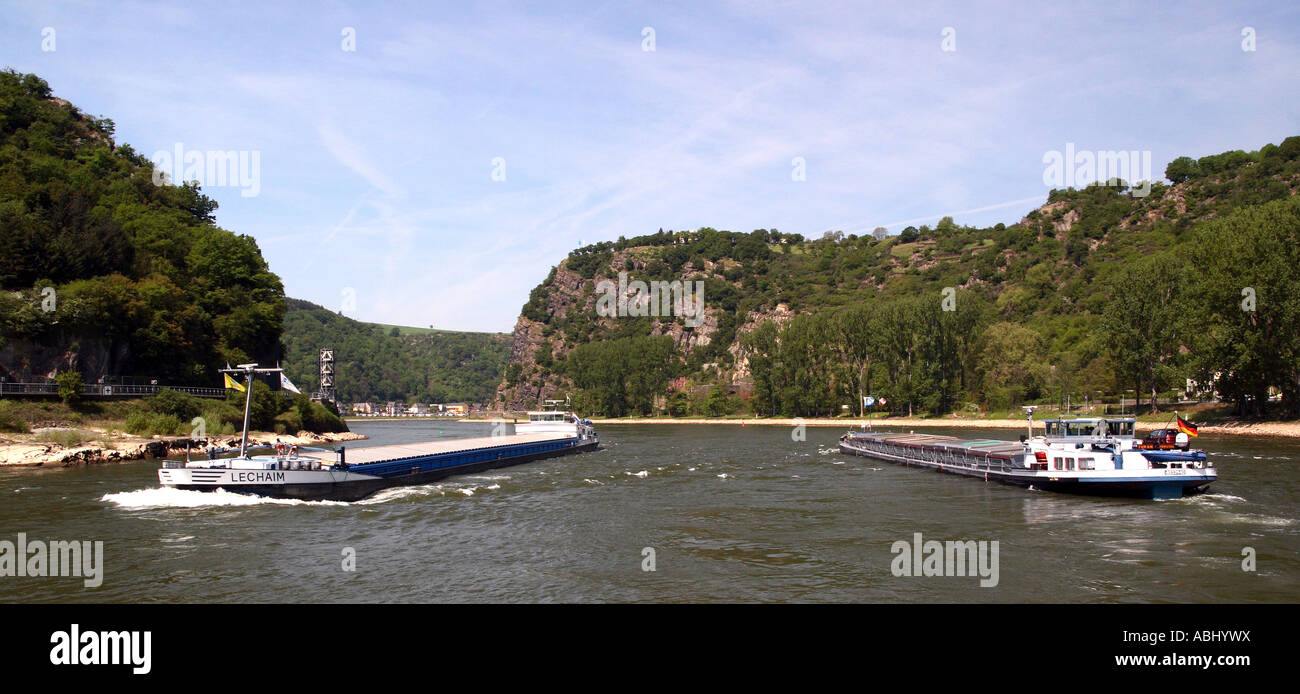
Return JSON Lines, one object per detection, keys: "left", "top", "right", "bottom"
{"left": 839, "top": 409, "right": 1216, "bottom": 500}
{"left": 157, "top": 365, "right": 599, "bottom": 501}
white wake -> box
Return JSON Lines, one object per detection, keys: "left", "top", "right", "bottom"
{"left": 102, "top": 487, "right": 345, "bottom": 508}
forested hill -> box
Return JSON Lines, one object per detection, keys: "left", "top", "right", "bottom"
{"left": 498, "top": 137, "right": 1300, "bottom": 419}
{"left": 0, "top": 70, "right": 507, "bottom": 403}
{"left": 282, "top": 299, "right": 510, "bottom": 404}
{"left": 0, "top": 70, "right": 283, "bottom": 383}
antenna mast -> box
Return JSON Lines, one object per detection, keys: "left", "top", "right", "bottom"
{"left": 221, "top": 363, "right": 284, "bottom": 458}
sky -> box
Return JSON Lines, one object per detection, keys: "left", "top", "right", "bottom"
{"left": 2, "top": 0, "right": 1298, "bottom": 332}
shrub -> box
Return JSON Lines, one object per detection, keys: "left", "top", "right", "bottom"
{"left": 199, "top": 402, "right": 241, "bottom": 430}
{"left": 124, "top": 412, "right": 183, "bottom": 437}
{"left": 300, "top": 399, "right": 348, "bottom": 433}
{"left": 35, "top": 429, "right": 90, "bottom": 447}
{"left": 276, "top": 410, "right": 303, "bottom": 434}
{"left": 225, "top": 380, "right": 287, "bottom": 432}
{"left": 0, "top": 401, "right": 28, "bottom": 433}
{"left": 145, "top": 388, "right": 202, "bottom": 421}
{"left": 55, "top": 371, "right": 84, "bottom": 407}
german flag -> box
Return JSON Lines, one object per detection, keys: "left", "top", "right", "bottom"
{"left": 1176, "top": 415, "right": 1198, "bottom": 437}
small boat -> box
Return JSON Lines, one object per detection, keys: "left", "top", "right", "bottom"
{"left": 839, "top": 409, "right": 1216, "bottom": 500}
{"left": 157, "top": 365, "right": 599, "bottom": 501}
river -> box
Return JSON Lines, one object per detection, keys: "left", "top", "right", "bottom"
{"left": 1, "top": 421, "right": 1295, "bottom": 602}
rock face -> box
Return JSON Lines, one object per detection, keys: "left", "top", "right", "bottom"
{"left": 0, "top": 336, "right": 127, "bottom": 382}
{"left": 728, "top": 302, "right": 794, "bottom": 381}
{"left": 497, "top": 315, "right": 551, "bottom": 411}
{"left": 494, "top": 251, "right": 789, "bottom": 411}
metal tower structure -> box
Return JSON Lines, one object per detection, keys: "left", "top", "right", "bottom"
{"left": 318, "top": 348, "right": 336, "bottom": 403}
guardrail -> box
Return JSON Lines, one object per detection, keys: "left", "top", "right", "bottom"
{"left": 0, "top": 382, "right": 227, "bottom": 399}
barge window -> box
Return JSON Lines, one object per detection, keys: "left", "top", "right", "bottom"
{"left": 1066, "top": 458, "right": 1075, "bottom": 471}
{"left": 1053, "top": 457, "right": 1063, "bottom": 471}
{"left": 1107, "top": 421, "right": 1134, "bottom": 437}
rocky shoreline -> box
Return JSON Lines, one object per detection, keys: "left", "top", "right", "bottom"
{"left": 0, "top": 429, "right": 367, "bottom": 468}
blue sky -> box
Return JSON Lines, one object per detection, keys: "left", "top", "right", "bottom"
{"left": 2, "top": 1, "right": 1298, "bottom": 332}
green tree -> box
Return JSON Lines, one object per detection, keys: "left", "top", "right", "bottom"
{"left": 742, "top": 321, "right": 782, "bottom": 416}
{"left": 975, "top": 322, "right": 1048, "bottom": 410}
{"left": 1100, "top": 253, "right": 1186, "bottom": 413}
{"left": 1165, "top": 156, "right": 1199, "bottom": 184}
{"left": 1187, "top": 196, "right": 1300, "bottom": 417}
{"left": 55, "top": 370, "right": 83, "bottom": 407}
{"left": 704, "top": 386, "right": 734, "bottom": 417}
{"left": 836, "top": 304, "right": 881, "bottom": 415}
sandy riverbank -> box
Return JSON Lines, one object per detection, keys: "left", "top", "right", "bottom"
{"left": 588, "top": 416, "right": 1300, "bottom": 438}
{"left": 0, "top": 429, "right": 367, "bottom": 468}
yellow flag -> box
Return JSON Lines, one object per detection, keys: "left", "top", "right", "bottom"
{"left": 223, "top": 373, "right": 246, "bottom": 392}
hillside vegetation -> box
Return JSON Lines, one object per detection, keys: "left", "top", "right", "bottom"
{"left": 499, "top": 137, "right": 1300, "bottom": 419}
{"left": 282, "top": 299, "right": 509, "bottom": 404}
{"left": 0, "top": 70, "right": 283, "bottom": 383}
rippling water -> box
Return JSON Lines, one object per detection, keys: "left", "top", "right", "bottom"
{"left": 1, "top": 421, "right": 1296, "bottom": 603}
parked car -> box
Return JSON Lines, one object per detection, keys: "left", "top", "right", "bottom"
{"left": 1144, "top": 428, "right": 1177, "bottom": 446}
{"left": 1140, "top": 428, "right": 1190, "bottom": 450}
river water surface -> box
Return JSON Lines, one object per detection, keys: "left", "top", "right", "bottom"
{"left": 1, "top": 421, "right": 1296, "bottom": 603}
